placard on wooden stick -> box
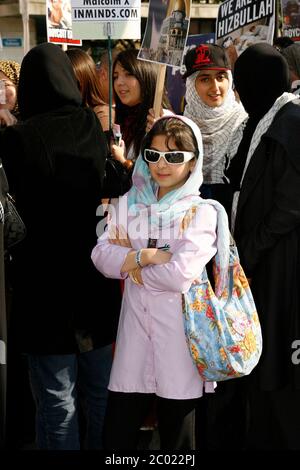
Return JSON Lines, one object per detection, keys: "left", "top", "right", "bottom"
{"left": 153, "top": 64, "right": 167, "bottom": 119}
{"left": 137, "top": 0, "right": 191, "bottom": 116}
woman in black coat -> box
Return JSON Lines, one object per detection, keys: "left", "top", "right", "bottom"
{"left": 229, "top": 43, "right": 300, "bottom": 449}
{"left": 0, "top": 43, "right": 121, "bottom": 449}
{"left": 0, "top": 163, "right": 7, "bottom": 449}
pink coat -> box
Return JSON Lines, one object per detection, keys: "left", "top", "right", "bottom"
{"left": 91, "top": 200, "right": 217, "bottom": 399}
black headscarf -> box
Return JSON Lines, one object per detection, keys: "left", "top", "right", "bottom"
{"left": 18, "top": 42, "right": 82, "bottom": 120}
{"left": 226, "top": 43, "right": 290, "bottom": 190}
{"left": 234, "top": 42, "right": 290, "bottom": 120}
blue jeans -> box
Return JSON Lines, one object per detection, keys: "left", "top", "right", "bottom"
{"left": 27, "top": 344, "right": 113, "bottom": 450}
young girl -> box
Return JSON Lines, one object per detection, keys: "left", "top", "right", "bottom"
{"left": 183, "top": 43, "right": 247, "bottom": 214}
{"left": 111, "top": 48, "right": 171, "bottom": 170}
{"left": 147, "top": 44, "right": 246, "bottom": 215}
{"left": 92, "top": 115, "right": 230, "bottom": 450}
{"left": 66, "top": 48, "right": 116, "bottom": 133}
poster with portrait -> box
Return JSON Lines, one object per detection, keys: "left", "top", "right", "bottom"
{"left": 282, "top": 0, "right": 300, "bottom": 41}
{"left": 46, "top": 0, "right": 82, "bottom": 45}
{"left": 138, "top": 0, "right": 191, "bottom": 68}
{"left": 215, "top": 0, "right": 275, "bottom": 68}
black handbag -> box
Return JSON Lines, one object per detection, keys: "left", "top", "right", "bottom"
{"left": 0, "top": 162, "right": 26, "bottom": 250}
{"left": 4, "top": 193, "right": 27, "bottom": 249}
{"left": 102, "top": 156, "right": 132, "bottom": 198}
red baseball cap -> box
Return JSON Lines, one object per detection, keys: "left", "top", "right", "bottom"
{"left": 183, "top": 43, "right": 231, "bottom": 79}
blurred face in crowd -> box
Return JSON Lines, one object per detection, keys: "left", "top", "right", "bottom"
{"left": 97, "top": 63, "right": 110, "bottom": 103}
{"left": 0, "top": 71, "right": 17, "bottom": 111}
{"left": 195, "top": 69, "right": 229, "bottom": 107}
{"left": 113, "top": 62, "right": 141, "bottom": 107}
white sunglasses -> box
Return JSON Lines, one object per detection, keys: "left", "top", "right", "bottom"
{"left": 143, "top": 149, "right": 195, "bottom": 165}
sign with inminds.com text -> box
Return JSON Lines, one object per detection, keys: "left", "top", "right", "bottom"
{"left": 71, "top": 0, "right": 141, "bottom": 40}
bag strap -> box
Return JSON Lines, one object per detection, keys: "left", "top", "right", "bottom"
{"left": 186, "top": 199, "right": 233, "bottom": 295}
{"left": 0, "top": 161, "right": 9, "bottom": 195}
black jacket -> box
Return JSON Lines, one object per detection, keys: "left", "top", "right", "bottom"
{"left": 0, "top": 163, "right": 7, "bottom": 447}
{"left": 0, "top": 43, "right": 121, "bottom": 354}
{"left": 234, "top": 102, "right": 300, "bottom": 390}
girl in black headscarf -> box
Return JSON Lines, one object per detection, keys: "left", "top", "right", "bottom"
{"left": 0, "top": 43, "right": 121, "bottom": 449}
{"left": 227, "top": 43, "right": 300, "bottom": 450}
{"left": 0, "top": 163, "right": 7, "bottom": 449}
{"left": 226, "top": 42, "right": 291, "bottom": 204}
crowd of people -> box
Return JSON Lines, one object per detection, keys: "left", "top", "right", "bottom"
{"left": 1, "top": 35, "right": 300, "bottom": 451}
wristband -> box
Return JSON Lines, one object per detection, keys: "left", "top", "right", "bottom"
{"left": 135, "top": 249, "right": 143, "bottom": 268}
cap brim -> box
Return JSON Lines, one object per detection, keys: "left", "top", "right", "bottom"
{"left": 183, "top": 66, "right": 230, "bottom": 79}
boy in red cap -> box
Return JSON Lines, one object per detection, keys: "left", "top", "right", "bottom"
{"left": 183, "top": 43, "right": 247, "bottom": 215}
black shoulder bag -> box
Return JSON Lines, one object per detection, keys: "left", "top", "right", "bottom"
{"left": 0, "top": 162, "right": 26, "bottom": 250}
{"left": 102, "top": 156, "right": 132, "bottom": 198}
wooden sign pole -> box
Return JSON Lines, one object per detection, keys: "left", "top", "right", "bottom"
{"left": 107, "top": 23, "right": 113, "bottom": 134}
{"left": 153, "top": 64, "right": 167, "bottom": 119}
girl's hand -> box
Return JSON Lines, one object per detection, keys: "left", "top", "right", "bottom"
{"left": 146, "top": 107, "right": 163, "bottom": 133}
{"left": 0, "top": 109, "right": 17, "bottom": 127}
{"left": 146, "top": 248, "right": 172, "bottom": 265}
{"left": 111, "top": 139, "right": 126, "bottom": 164}
{"left": 146, "top": 108, "right": 156, "bottom": 133}
{"left": 109, "top": 225, "right": 132, "bottom": 248}
{"left": 128, "top": 266, "right": 143, "bottom": 285}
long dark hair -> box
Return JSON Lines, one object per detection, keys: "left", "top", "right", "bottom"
{"left": 66, "top": 49, "right": 104, "bottom": 106}
{"left": 113, "top": 48, "right": 171, "bottom": 158}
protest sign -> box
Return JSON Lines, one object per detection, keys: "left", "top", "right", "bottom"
{"left": 216, "top": 0, "right": 275, "bottom": 67}
{"left": 282, "top": 0, "right": 300, "bottom": 41}
{"left": 47, "top": 0, "right": 82, "bottom": 45}
{"left": 71, "top": 0, "right": 141, "bottom": 40}
{"left": 138, "top": 0, "right": 191, "bottom": 68}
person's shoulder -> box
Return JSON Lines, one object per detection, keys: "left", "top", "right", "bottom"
{"left": 276, "top": 99, "right": 300, "bottom": 122}
{"left": 162, "top": 108, "right": 175, "bottom": 117}
{"left": 189, "top": 201, "right": 218, "bottom": 229}
{"left": 196, "top": 201, "right": 218, "bottom": 216}
{"left": 64, "top": 106, "right": 104, "bottom": 135}
{"left": 267, "top": 100, "right": 300, "bottom": 138}
{"left": 288, "top": 99, "right": 300, "bottom": 117}
{"left": 266, "top": 100, "right": 300, "bottom": 160}
{"left": 269, "top": 99, "right": 300, "bottom": 133}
